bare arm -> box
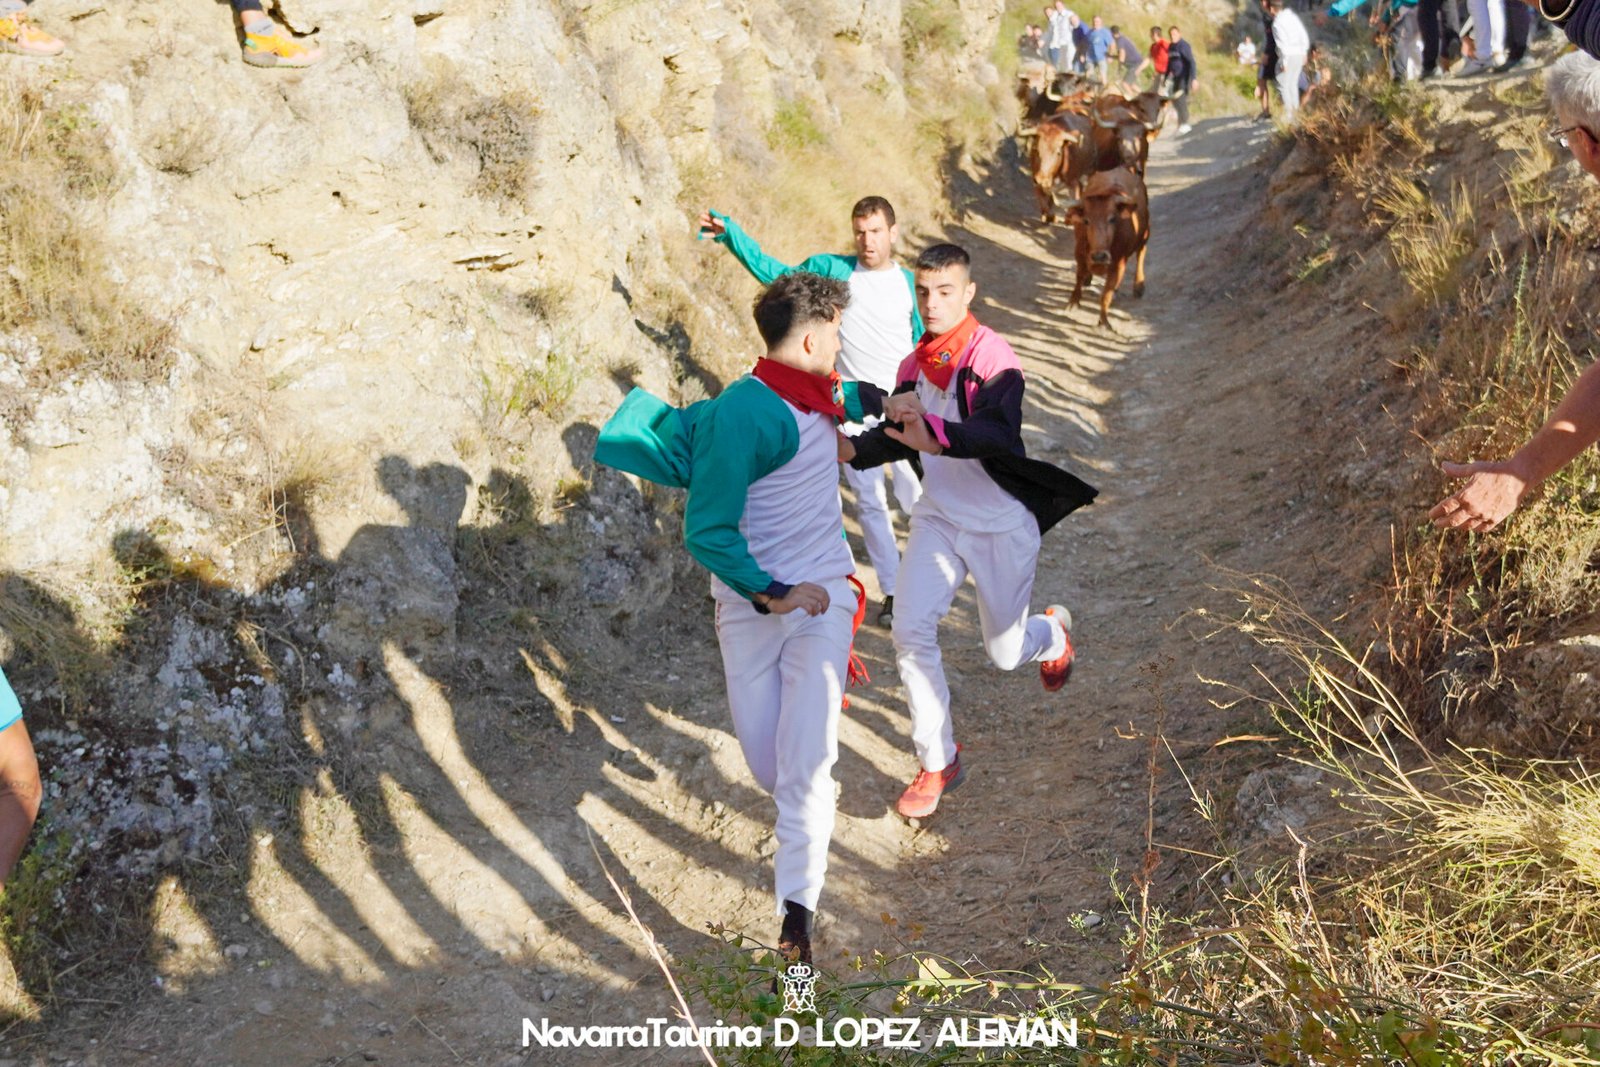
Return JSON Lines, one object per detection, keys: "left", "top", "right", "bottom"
{"left": 1430, "top": 359, "right": 1600, "bottom": 531}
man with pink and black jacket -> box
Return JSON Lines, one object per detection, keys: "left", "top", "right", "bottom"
{"left": 838, "top": 243, "right": 1098, "bottom": 819}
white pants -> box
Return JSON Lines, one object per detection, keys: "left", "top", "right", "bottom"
{"left": 1467, "top": 0, "right": 1505, "bottom": 58}
{"left": 714, "top": 577, "right": 854, "bottom": 916}
{"left": 1277, "top": 55, "right": 1305, "bottom": 122}
{"left": 891, "top": 513, "right": 1065, "bottom": 773}
{"left": 1393, "top": 10, "right": 1423, "bottom": 80}
{"left": 842, "top": 460, "right": 920, "bottom": 597}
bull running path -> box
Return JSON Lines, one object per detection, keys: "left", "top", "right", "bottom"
{"left": 18, "top": 114, "right": 1294, "bottom": 1067}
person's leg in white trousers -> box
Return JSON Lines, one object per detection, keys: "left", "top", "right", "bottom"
{"left": 891, "top": 513, "right": 1066, "bottom": 774}
{"left": 1467, "top": 0, "right": 1505, "bottom": 59}
{"left": 842, "top": 461, "right": 920, "bottom": 598}
{"left": 715, "top": 578, "right": 853, "bottom": 916}
{"left": 1276, "top": 57, "right": 1305, "bottom": 122}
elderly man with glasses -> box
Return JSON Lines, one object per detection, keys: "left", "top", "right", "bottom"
{"left": 1430, "top": 50, "right": 1600, "bottom": 532}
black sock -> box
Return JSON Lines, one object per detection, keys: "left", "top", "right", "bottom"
{"left": 779, "top": 900, "right": 813, "bottom": 960}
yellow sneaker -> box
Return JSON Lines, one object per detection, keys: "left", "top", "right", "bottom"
{"left": 241, "top": 21, "right": 322, "bottom": 68}
{"left": 0, "top": 9, "right": 65, "bottom": 56}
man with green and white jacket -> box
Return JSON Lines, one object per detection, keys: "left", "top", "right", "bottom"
{"left": 596, "top": 272, "right": 882, "bottom": 966}
{"left": 697, "top": 196, "right": 923, "bottom": 628}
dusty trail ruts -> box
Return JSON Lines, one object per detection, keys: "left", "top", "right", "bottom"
{"left": 19, "top": 116, "right": 1300, "bottom": 1066}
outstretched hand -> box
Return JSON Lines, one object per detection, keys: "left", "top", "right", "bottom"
{"left": 696, "top": 211, "right": 726, "bottom": 238}
{"left": 1428, "top": 460, "right": 1530, "bottom": 532}
{"left": 767, "top": 582, "right": 830, "bottom": 616}
{"left": 886, "top": 416, "right": 944, "bottom": 455}
{"left": 883, "top": 392, "right": 926, "bottom": 423}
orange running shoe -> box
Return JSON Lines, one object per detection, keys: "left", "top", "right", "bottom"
{"left": 1040, "top": 604, "right": 1075, "bottom": 692}
{"left": 0, "top": 9, "right": 65, "bottom": 56}
{"left": 895, "top": 745, "right": 965, "bottom": 819}
{"left": 241, "top": 21, "right": 323, "bottom": 68}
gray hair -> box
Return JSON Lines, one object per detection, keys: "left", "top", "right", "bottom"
{"left": 1546, "top": 51, "right": 1600, "bottom": 130}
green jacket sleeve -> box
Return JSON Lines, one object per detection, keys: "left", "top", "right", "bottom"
{"left": 903, "top": 267, "right": 926, "bottom": 341}
{"left": 841, "top": 380, "right": 885, "bottom": 424}
{"left": 684, "top": 378, "right": 799, "bottom": 600}
{"left": 709, "top": 212, "right": 855, "bottom": 284}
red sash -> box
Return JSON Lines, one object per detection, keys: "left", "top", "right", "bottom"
{"left": 752, "top": 358, "right": 845, "bottom": 418}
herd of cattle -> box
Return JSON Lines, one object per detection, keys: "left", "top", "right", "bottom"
{"left": 1017, "top": 63, "right": 1164, "bottom": 328}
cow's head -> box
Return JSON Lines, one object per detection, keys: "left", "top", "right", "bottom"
{"left": 1063, "top": 191, "right": 1139, "bottom": 264}
{"left": 1131, "top": 91, "right": 1170, "bottom": 132}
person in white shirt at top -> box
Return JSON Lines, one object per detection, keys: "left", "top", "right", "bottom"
{"left": 1237, "top": 35, "right": 1259, "bottom": 64}
{"left": 1266, "top": 0, "right": 1310, "bottom": 122}
{"left": 698, "top": 197, "right": 924, "bottom": 627}
{"left": 1045, "top": 2, "right": 1077, "bottom": 71}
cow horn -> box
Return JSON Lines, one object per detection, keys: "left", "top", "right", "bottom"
{"left": 1045, "top": 84, "right": 1062, "bottom": 101}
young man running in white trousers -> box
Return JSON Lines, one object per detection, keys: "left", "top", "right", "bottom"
{"left": 840, "top": 244, "right": 1098, "bottom": 819}
{"left": 597, "top": 273, "right": 881, "bottom": 963}
{"left": 698, "top": 197, "right": 923, "bottom": 628}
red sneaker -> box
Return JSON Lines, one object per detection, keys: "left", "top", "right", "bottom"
{"left": 895, "top": 746, "right": 966, "bottom": 818}
{"left": 1040, "top": 605, "right": 1075, "bottom": 692}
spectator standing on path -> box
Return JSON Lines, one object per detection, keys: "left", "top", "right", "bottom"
{"left": 1258, "top": 0, "right": 1281, "bottom": 119}
{"left": 1048, "top": 2, "right": 1078, "bottom": 71}
{"left": 1165, "top": 25, "right": 1201, "bottom": 134}
{"left": 1150, "top": 25, "right": 1172, "bottom": 88}
{"left": 0, "top": 665, "right": 41, "bottom": 890}
{"left": 1087, "top": 15, "right": 1115, "bottom": 85}
{"left": 1112, "top": 25, "right": 1147, "bottom": 92}
{"left": 1495, "top": 1, "right": 1534, "bottom": 70}
{"left": 1071, "top": 13, "right": 1091, "bottom": 72}
{"left": 839, "top": 244, "right": 1096, "bottom": 821}
{"left": 1268, "top": 0, "right": 1311, "bottom": 121}
{"left": 1019, "top": 23, "right": 1047, "bottom": 62}
{"left": 1459, "top": 0, "right": 1507, "bottom": 70}
{"left": 0, "top": 0, "right": 322, "bottom": 64}
{"left": 1326, "top": 0, "right": 1424, "bottom": 81}
{"left": 1238, "top": 35, "right": 1260, "bottom": 63}
{"left": 1431, "top": 51, "right": 1600, "bottom": 532}
{"left": 698, "top": 198, "right": 924, "bottom": 627}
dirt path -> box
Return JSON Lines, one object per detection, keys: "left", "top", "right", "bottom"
{"left": 18, "top": 115, "right": 1307, "bottom": 1066}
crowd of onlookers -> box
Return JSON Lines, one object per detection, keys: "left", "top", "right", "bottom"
{"left": 1018, "top": 5, "right": 1202, "bottom": 133}
{"left": 1020, "top": 1, "right": 1600, "bottom": 130}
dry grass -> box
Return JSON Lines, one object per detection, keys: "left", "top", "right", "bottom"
{"left": 0, "top": 80, "right": 175, "bottom": 386}
{"left": 1378, "top": 175, "right": 1476, "bottom": 309}
{"left": 404, "top": 69, "right": 541, "bottom": 206}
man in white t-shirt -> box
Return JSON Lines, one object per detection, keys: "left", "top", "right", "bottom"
{"left": 1266, "top": 0, "right": 1310, "bottom": 122}
{"left": 698, "top": 197, "right": 924, "bottom": 627}
{"left": 1047, "top": 1, "right": 1077, "bottom": 71}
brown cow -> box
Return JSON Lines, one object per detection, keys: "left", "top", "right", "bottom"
{"left": 1090, "top": 112, "right": 1148, "bottom": 174}
{"left": 1028, "top": 110, "right": 1095, "bottom": 221}
{"left": 1064, "top": 166, "right": 1150, "bottom": 330}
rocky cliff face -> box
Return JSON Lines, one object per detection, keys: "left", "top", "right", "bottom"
{"left": 0, "top": 0, "right": 1004, "bottom": 1003}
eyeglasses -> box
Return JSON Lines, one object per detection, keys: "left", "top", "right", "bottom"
{"left": 1550, "top": 124, "right": 1596, "bottom": 150}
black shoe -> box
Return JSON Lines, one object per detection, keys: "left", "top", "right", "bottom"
{"left": 778, "top": 900, "right": 813, "bottom": 965}
{"left": 1493, "top": 55, "right": 1529, "bottom": 74}
{"left": 876, "top": 596, "right": 894, "bottom": 628}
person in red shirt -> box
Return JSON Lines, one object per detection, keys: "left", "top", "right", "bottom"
{"left": 1148, "top": 24, "right": 1170, "bottom": 89}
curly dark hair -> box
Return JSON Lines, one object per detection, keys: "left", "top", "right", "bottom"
{"left": 752, "top": 272, "right": 850, "bottom": 347}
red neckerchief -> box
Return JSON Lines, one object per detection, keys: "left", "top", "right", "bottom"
{"left": 912, "top": 313, "right": 979, "bottom": 392}
{"left": 752, "top": 357, "right": 845, "bottom": 418}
